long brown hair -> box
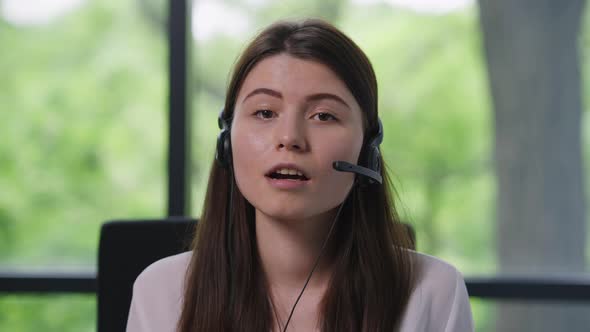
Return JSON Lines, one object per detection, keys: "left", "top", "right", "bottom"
{"left": 178, "top": 18, "right": 415, "bottom": 332}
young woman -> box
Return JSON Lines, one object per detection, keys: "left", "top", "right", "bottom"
{"left": 126, "top": 18, "right": 473, "bottom": 332}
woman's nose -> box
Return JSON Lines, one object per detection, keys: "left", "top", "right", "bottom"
{"left": 275, "top": 115, "right": 308, "bottom": 152}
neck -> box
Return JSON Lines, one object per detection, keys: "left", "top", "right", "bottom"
{"left": 255, "top": 208, "right": 339, "bottom": 293}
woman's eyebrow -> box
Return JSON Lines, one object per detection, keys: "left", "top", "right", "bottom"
{"left": 242, "top": 88, "right": 282, "bottom": 102}
{"left": 242, "top": 88, "right": 350, "bottom": 110}
{"left": 306, "top": 93, "right": 350, "bottom": 109}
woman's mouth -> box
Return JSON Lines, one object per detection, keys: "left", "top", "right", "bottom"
{"left": 265, "top": 167, "right": 310, "bottom": 189}
{"left": 266, "top": 168, "right": 309, "bottom": 181}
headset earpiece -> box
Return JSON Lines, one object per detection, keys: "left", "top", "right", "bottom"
{"left": 216, "top": 109, "right": 232, "bottom": 169}
{"left": 359, "top": 118, "right": 383, "bottom": 185}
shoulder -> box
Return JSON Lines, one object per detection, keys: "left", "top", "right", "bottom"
{"left": 126, "top": 251, "right": 193, "bottom": 332}
{"left": 411, "top": 251, "right": 463, "bottom": 292}
{"left": 131, "top": 251, "right": 192, "bottom": 306}
{"left": 398, "top": 251, "right": 474, "bottom": 332}
{"left": 134, "top": 251, "right": 193, "bottom": 291}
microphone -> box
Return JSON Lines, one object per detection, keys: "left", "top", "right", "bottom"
{"left": 333, "top": 161, "right": 382, "bottom": 184}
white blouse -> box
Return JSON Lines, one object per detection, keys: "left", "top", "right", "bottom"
{"left": 126, "top": 251, "right": 474, "bottom": 332}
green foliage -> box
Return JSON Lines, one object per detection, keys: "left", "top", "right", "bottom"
{"left": 0, "top": 0, "right": 166, "bottom": 265}
{"left": 0, "top": 295, "right": 94, "bottom": 332}
{"left": 1, "top": 1, "right": 166, "bottom": 329}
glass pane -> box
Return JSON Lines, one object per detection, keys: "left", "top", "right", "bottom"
{"left": 190, "top": 0, "right": 496, "bottom": 267}
{"left": 189, "top": 0, "right": 590, "bottom": 331}
{"left": 0, "top": 294, "right": 94, "bottom": 332}
{"left": 0, "top": 0, "right": 166, "bottom": 269}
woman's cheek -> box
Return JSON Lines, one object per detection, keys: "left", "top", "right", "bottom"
{"left": 245, "top": 130, "right": 269, "bottom": 153}
{"left": 231, "top": 129, "right": 268, "bottom": 194}
{"left": 323, "top": 135, "right": 363, "bottom": 166}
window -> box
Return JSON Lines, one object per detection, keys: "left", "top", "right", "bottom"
{"left": 0, "top": 0, "right": 166, "bottom": 330}
{"left": 2, "top": 1, "right": 589, "bottom": 331}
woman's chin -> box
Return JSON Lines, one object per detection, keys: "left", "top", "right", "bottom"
{"left": 254, "top": 204, "right": 338, "bottom": 227}
{"left": 260, "top": 210, "right": 308, "bottom": 223}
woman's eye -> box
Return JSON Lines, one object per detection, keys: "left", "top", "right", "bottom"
{"left": 313, "top": 112, "right": 337, "bottom": 122}
{"left": 254, "top": 109, "right": 274, "bottom": 119}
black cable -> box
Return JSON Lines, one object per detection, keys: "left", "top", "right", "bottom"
{"left": 226, "top": 167, "right": 236, "bottom": 319}
{"left": 281, "top": 179, "right": 357, "bottom": 332}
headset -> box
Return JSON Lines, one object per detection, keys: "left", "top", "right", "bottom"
{"left": 215, "top": 110, "right": 233, "bottom": 170}
{"left": 332, "top": 117, "right": 383, "bottom": 185}
{"left": 215, "top": 109, "right": 383, "bottom": 331}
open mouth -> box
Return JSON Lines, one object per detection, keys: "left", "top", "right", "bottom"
{"left": 266, "top": 169, "right": 309, "bottom": 181}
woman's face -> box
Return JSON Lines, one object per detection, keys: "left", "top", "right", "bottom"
{"left": 231, "top": 53, "right": 365, "bottom": 222}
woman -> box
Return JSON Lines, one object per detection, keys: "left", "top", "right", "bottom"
{"left": 127, "top": 18, "right": 473, "bottom": 332}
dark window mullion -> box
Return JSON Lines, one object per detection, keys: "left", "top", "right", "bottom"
{"left": 3, "top": 274, "right": 590, "bottom": 301}
{"left": 166, "top": 0, "right": 192, "bottom": 217}
{"left": 0, "top": 271, "right": 96, "bottom": 293}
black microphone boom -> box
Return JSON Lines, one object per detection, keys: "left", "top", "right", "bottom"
{"left": 333, "top": 161, "right": 382, "bottom": 184}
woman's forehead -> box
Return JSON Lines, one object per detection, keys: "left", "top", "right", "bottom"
{"left": 236, "top": 54, "right": 360, "bottom": 108}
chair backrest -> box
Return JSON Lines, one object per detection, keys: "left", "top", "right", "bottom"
{"left": 96, "top": 218, "right": 414, "bottom": 331}
{"left": 97, "top": 217, "right": 197, "bottom": 332}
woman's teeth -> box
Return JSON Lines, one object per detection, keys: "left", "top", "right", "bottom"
{"left": 268, "top": 168, "right": 309, "bottom": 180}
{"left": 275, "top": 168, "right": 304, "bottom": 177}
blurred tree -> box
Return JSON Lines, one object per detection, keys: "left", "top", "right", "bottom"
{"left": 478, "top": 0, "right": 588, "bottom": 330}
{"left": 0, "top": 0, "right": 165, "bottom": 330}
{"left": 136, "top": 0, "right": 166, "bottom": 31}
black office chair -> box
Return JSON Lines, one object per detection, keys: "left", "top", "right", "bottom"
{"left": 96, "top": 218, "right": 415, "bottom": 332}
{"left": 97, "top": 217, "right": 197, "bottom": 332}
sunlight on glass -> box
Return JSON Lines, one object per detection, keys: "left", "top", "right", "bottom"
{"left": 352, "top": 0, "right": 474, "bottom": 14}
{"left": 0, "top": 0, "right": 86, "bottom": 26}
{"left": 190, "top": 0, "right": 473, "bottom": 42}
{"left": 242, "top": 0, "right": 271, "bottom": 7}
{"left": 191, "top": 0, "right": 250, "bottom": 42}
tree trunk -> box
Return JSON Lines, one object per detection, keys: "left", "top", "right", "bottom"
{"left": 477, "top": 0, "right": 587, "bottom": 330}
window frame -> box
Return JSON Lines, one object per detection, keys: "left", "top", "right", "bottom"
{"left": 1, "top": 0, "right": 589, "bottom": 306}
